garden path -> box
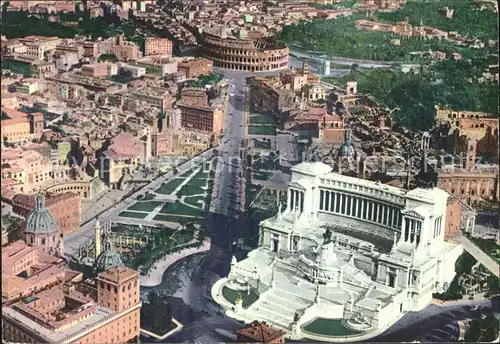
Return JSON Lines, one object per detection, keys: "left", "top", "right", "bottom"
{"left": 144, "top": 204, "right": 165, "bottom": 222}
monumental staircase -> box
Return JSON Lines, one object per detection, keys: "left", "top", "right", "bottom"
{"left": 246, "top": 288, "right": 312, "bottom": 330}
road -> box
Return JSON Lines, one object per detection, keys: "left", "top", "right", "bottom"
{"left": 210, "top": 72, "right": 248, "bottom": 217}
{"left": 374, "top": 297, "right": 499, "bottom": 343}
{"left": 290, "top": 50, "right": 395, "bottom": 69}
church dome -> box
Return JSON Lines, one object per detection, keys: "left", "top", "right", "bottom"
{"left": 94, "top": 236, "right": 124, "bottom": 273}
{"left": 26, "top": 192, "right": 58, "bottom": 234}
{"left": 338, "top": 130, "right": 355, "bottom": 157}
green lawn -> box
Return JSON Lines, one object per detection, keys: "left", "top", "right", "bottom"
{"left": 178, "top": 185, "right": 205, "bottom": 196}
{"left": 128, "top": 201, "right": 163, "bottom": 212}
{"left": 153, "top": 214, "right": 200, "bottom": 224}
{"left": 187, "top": 178, "right": 207, "bottom": 188}
{"left": 193, "top": 169, "right": 209, "bottom": 179}
{"left": 253, "top": 171, "right": 274, "bottom": 181}
{"left": 177, "top": 184, "right": 205, "bottom": 197}
{"left": 184, "top": 196, "right": 205, "bottom": 209}
{"left": 249, "top": 114, "right": 276, "bottom": 125}
{"left": 156, "top": 179, "right": 184, "bottom": 195}
{"left": 119, "top": 211, "right": 148, "bottom": 219}
{"left": 180, "top": 169, "right": 194, "bottom": 177}
{"left": 249, "top": 126, "right": 277, "bottom": 136}
{"left": 159, "top": 202, "right": 204, "bottom": 217}
{"left": 221, "top": 287, "right": 259, "bottom": 308}
{"left": 303, "top": 318, "right": 360, "bottom": 336}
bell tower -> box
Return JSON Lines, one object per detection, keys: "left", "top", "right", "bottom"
{"left": 96, "top": 267, "right": 140, "bottom": 313}
{"left": 302, "top": 62, "right": 309, "bottom": 75}
{"left": 96, "top": 267, "right": 141, "bottom": 343}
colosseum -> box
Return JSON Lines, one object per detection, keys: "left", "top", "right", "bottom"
{"left": 202, "top": 28, "right": 289, "bottom": 72}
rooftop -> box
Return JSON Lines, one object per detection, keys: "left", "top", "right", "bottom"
{"left": 3, "top": 296, "right": 114, "bottom": 343}
{"left": 238, "top": 321, "right": 285, "bottom": 341}
{"left": 97, "top": 267, "right": 138, "bottom": 285}
{"left": 104, "top": 132, "right": 143, "bottom": 158}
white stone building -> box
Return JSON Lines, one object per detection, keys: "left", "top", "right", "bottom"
{"left": 212, "top": 162, "right": 463, "bottom": 342}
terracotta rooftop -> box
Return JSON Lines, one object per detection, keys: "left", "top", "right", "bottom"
{"left": 237, "top": 321, "right": 285, "bottom": 342}
{"left": 12, "top": 192, "right": 78, "bottom": 209}
{"left": 2, "top": 240, "right": 80, "bottom": 304}
{"left": 2, "top": 241, "right": 38, "bottom": 273}
{"left": 1, "top": 106, "right": 26, "bottom": 120}
{"left": 105, "top": 132, "right": 143, "bottom": 158}
{"left": 307, "top": 107, "right": 327, "bottom": 116}
{"left": 12, "top": 285, "right": 96, "bottom": 330}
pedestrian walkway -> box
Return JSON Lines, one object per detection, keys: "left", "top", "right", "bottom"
{"left": 144, "top": 204, "right": 164, "bottom": 222}
{"left": 140, "top": 241, "right": 211, "bottom": 287}
{"left": 454, "top": 235, "right": 499, "bottom": 275}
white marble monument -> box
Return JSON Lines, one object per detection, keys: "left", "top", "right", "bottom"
{"left": 212, "top": 162, "right": 463, "bottom": 341}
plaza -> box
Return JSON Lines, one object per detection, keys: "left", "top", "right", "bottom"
{"left": 117, "top": 163, "right": 215, "bottom": 226}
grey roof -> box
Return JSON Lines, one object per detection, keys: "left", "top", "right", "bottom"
{"left": 338, "top": 142, "right": 355, "bottom": 157}
{"left": 25, "top": 193, "right": 58, "bottom": 234}
{"left": 338, "top": 130, "right": 355, "bottom": 157}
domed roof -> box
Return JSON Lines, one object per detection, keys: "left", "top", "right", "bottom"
{"left": 338, "top": 130, "right": 355, "bottom": 157}
{"left": 94, "top": 235, "right": 124, "bottom": 274}
{"left": 26, "top": 192, "right": 58, "bottom": 234}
